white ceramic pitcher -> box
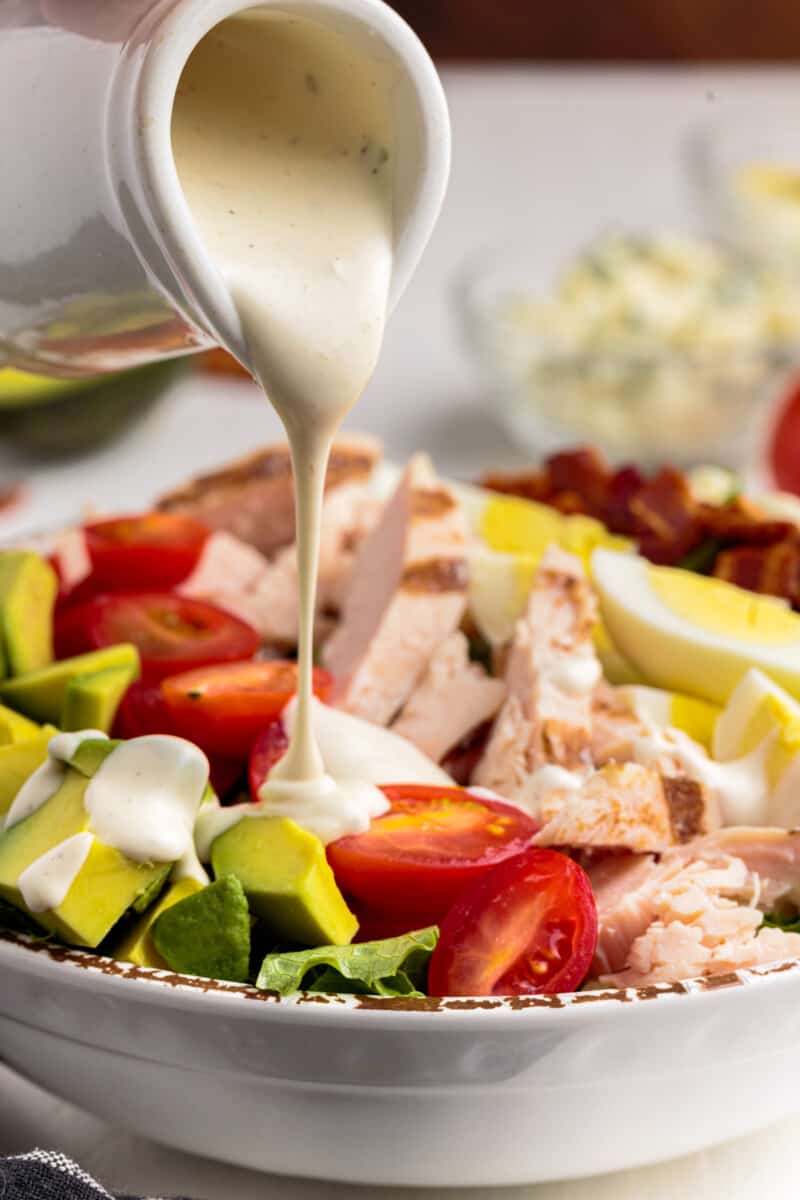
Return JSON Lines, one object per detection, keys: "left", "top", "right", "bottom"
{"left": 0, "top": 0, "right": 450, "bottom": 378}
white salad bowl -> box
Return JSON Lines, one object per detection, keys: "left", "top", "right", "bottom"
{"left": 2, "top": 932, "right": 800, "bottom": 1186}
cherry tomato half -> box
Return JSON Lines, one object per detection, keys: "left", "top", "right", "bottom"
{"left": 770, "top": 376, "right": 800, "bottom": 495}
{"left": 427, "top": 848, "right": 597, "bottom": 997}
{"left": 114, "top": 679, "right": 244, "bottom": 798}
{"left": 162, "top": 660, "right": 332, "bottom": 760}
{"left": 113, "top": 679, "right": 175, "bottom": 738}
{"left": 248, "top": 720, "right": 290, "bottom": 797}
{"left": 84, "top": 513, "right": 209, "bottom": 593}
{"left": 327, "top": 785, "right": 538, "bottom": 927}
{"left": 54, "top": 592, "right": 260, "bottom": 681}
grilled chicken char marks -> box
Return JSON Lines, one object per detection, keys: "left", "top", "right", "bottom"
{"left": 157, "top": 435, "right": 382, "bottom": 558}
{"left": 323, "top": 455, "right": 469, "bottom": 726}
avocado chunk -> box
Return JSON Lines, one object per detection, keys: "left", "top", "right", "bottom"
{"left": 0, "top": 644, "right": 140, "bottom": 723}
{"left": 114, "top": 877, "right": 204, "bottom": 968}
{"left": 0, "top": 703, "right": 42, "bottom": 745}
{"left": 0, "top": 757, "right": 171, "bottom": 947}
{"left": 0, "top": 551, "right": 57, "bottom": 677}
{"left": 211, "top": 816, "right": 358, "bottom": 947}
{"left": 61, "top": 663, "right": 138, "bottom": 734}
{"left": 152, "top": 875, "right": 251, "bottom": 982}
{"left": 36, "top": 837, "right": 172, "bottom": 947}
{"left": 68, "top": 736, "right": 120, "bottom": 779}
{"left": 0, "top": 725, "right": 59, "bottom": 816}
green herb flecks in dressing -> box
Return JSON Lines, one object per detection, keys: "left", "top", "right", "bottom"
{"left": 172, "top": 12, "right": 398, "bottom": 839}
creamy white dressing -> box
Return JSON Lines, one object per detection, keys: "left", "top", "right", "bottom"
{"left": 9, "top": 732, "right": 209, "bottom": 913}
{"left": 548, "top": 654, "right": 602, "bottom": 698}
{"left": 17, "top": 831, "right": 94, "bottom": 914}
{"left": 281, "top": 698, "right": 451, "bottom": 791}
{"left": 515, "top": 765, "right": 586, "bottom": 820}
{"left": 630, "top": 722, "right": 773, "bottom": 827}
{"left": 195, "top": 699, "right": 453, "bottom": 858}
{"left": 172, "top": 10, "right": 396, "bottom": 835}
{"left": 84, "top": 735, "right": 209, "bottom": 864}
{"left": 4, "top": 730, "right": 107, "bottom": 831}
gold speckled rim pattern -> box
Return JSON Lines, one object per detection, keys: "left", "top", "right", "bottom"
{"left": 3, "top": 930, "right": 799, "bottom": 1015}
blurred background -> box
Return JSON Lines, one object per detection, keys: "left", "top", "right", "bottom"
{"left": 4, "top": 2, "right": 800, "bottom": 536}
{"left": 391, "top": 2, "right": 800, "bottom": 61}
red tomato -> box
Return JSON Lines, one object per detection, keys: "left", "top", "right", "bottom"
{"left": 114, "top": 679, "right": 243, "bottom": 798}
{"left": 770, "top": 376, "right": 800, "bottom": 494}
{"left": 54, "top": 592, "right": 260, "bottom": 681}
{"left": 161, "top": 660, "right": 332, "bottom": 759}
{"left": 84, "top": 513, "right": 209, "bottom": 592}
{"left": 427, "top": 848, "right": 597, "bottom": 997}
{"left": 350, "top": 903, "right": 428, "bottom": 943}
{"left": 326, "top": 785, "right": 538, "bottom": 927}
{"left": 248, "top": 720, "right": 290, "bottom": 797}
{"left": 113, "top": 679, "right": 175, "bottom": 738}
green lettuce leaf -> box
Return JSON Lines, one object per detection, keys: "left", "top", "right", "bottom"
{"left": 256, "top": 926, "right": 439, "bottom": 997}
{"left": 763, "top": 911, "right": 800, "bottom": 934}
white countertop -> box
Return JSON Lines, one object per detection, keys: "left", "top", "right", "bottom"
{"left": 2, "top": 65, "right": 800, "bottom": 1196}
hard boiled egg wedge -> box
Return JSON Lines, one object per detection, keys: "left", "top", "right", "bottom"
{"left": 592, "top": 548, "right": 800, "bottom": 705}
{"left": 714, "top": 668, "right": 800, "bottom": 780}
{"left": 618, "top": 684, "right": 719, "bottom": 751}
{"left": 460, "top": 484, "right": 631, "bottom": 655}
{"left": 714, "top": 667, "right": 800, "bottom": 827}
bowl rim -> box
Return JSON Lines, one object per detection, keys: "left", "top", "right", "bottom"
{"left": 3, "top": 929, "right": 799, "bottom": 1026}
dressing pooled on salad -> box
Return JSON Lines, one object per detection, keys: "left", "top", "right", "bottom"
{"left": 171, "top": 10, "right": 410, "bottom": 842}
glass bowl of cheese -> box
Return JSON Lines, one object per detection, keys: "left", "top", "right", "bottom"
{"left": 458, "top": 229, "right": 800, "bottom": 469}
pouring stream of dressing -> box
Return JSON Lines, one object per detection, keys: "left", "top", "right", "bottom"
{"left": 172, "top": 11, "right": 395, "bottom": 834}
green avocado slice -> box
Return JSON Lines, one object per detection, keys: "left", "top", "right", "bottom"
{"left": 0, "top": 645, "right": 139, "bottom": 723}
{"left": 210, "top": 816, "right": 358, "bottom": 947}
{"left": 152, "top": 874, "right": 251, "bottom": 982}
{"left": 0, "top": 759, "right": 168, "bottom": 947}
{"left": 0, "top": 551, "right": 57, "bottom": 678}
{"left": 61, "top": 663, "right": 138, "bottom": 734}
{"left": 0, "top": 704, "right": 42, "bottom": 745}
{"left": 0, "top": 725, "right": 59, "bottom": 816}
{"left": 114, "top": 877, "right": 205, "bottom": 968}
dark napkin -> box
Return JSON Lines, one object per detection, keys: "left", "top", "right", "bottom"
{"left": 0, "top": 1150, "right": 188, "bottom": 1200}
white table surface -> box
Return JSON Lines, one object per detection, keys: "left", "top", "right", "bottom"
{"left": 2, "top": 64, "right": 800, "bottom": 1196}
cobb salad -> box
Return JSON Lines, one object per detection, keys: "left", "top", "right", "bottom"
{"left": 3, "top": 438, "right": 800, "bottom": 999}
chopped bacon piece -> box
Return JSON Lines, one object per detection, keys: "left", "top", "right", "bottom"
{"left": 479, "top": 467, "right": 551, "bottom": 503}
{"left": 601, "top": 465, "right": 646, "bottom": 535}
{"left": 545, "top": 446, "right": 612, "bottom": 511}
{"left": 479, "top": 445, "right": 800, "bottom": 608}
{"left": 713, "top": 540, "right": 800, "bottom": 602}
{"left": 699, "top": 500, "right": 794, "bottom": 546}
{"left": 547, "top": 490, "right": 588, "bottom": 516}
{"left": 629, "top": 467, "right": 703, "bottom": 564}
